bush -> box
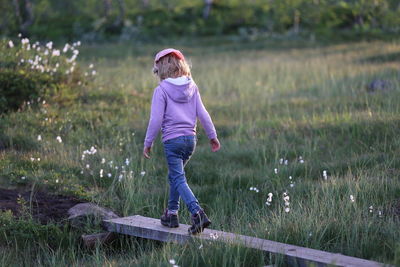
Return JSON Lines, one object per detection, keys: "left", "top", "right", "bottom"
{"left": 0, "top": 38, "right": 91, "bottom": 113}
{"left": 0, "top": 69, "right": 51, "bottom": 113}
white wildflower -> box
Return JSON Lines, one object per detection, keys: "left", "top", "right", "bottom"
{"left": 55, "top": 179, "right": 59, "bottom": 183}
{"left": 21, "top": 38, "right": 29, "bottom": 45}
{"left": 30, "top": 157, "right": 35, "bottom": 161}
{"left": 63, "top": 44, "right": 70, "bottom": 53}
{"left": 125, "top": 158, "right": 130, "bottom": 165}
{"left": 274, "top": 168, "right": 278, "bottom": 174}
{"left": 37, "top": 135, "right": 42, "bottom": 141}
{"left": 46, "top": 41, "right": 53, "bottom": 49}
{"left": 266, "top": 193, "right": 273, "bottom": 206}
{"left": 323, "top": 170, "right": 328, "bottom": 180}
{"left": 89, "top": 63, "right": 94, "bottom": 69}
{"left": 91, "top": 70, "right": 97, "bottom": 76}
{"left": 67, "top": 54, "right": 77, "bottom": 63}
{"left": 56, "top": 136, "right": 62, "bottom": 143}
{"left": 283, "top": 192, "right": 290, "bottom": 212}
{"left": 86, "top": 164, "right": 90, "bottom": 169}
{"left": 52, "top": 49, "right": 60, "bottom": 57}
{"left": 140, "top": 171, "right": 146, "bottom": 176}
{"left": 118, "top": 174, "right": 123, "bottom": 182}
{"left": 8, "top": 40, "right": 14, "bottom": 48}
{"left": 350, "top": 195, "right": 355, "bottom": 202}
{"left": 37, "top": 158, "right": 40, "bottom": 161}
{"left": 169, "top": 259, "right": 176, "bottom": 265}
{"left": 21, "top": 176, "right": 26, "bottom": 180}
{"left": 107, "top": 173, "right": 112, "bottom": 178}
{"left": 83, "top": 146, "right": 97, "bottom": 155}
{"left": 101, "top": 158, "right": 106, "bottom": 164}
{"left": 100, "top": 169, "right": 104, "bottom": 178}
{"left": 279, "top": 158, "right": 283, "bottom": 164}
{"left": 369, "top": 206, "right": 373, "bottom": 213}
{"left": 284, "top": 159, "right": 288, "bottom": 165}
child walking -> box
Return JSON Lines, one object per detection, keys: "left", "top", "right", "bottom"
{"left": 143, "top": 48, "right": 220, "bottom": 234}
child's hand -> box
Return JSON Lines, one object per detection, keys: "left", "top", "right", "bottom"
{"left": 210, "top": 138, "right": 221, "bottom": 152}
{"left": 143, "top": 146, "right": 151, "bottom": 159}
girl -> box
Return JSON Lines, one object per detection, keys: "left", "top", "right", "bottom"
{"left": 143, "top": 48, "right": 220, "bottom": 235}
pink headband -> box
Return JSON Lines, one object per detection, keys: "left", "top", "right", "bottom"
{"left": 154, "top": 48, "right": 185, "bottom": 68}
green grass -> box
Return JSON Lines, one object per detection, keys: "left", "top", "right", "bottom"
{"left": 1, "top": 38, "right": 400, "bottom": 266}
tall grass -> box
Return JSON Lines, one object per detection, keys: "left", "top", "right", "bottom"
{"left": 1, "top": 38, "right": 399, "bottom": 266}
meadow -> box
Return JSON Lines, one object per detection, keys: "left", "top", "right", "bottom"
{"left": 0, "top": 37, "right": 399, "bottom": 266}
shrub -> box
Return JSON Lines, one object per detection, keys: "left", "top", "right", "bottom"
{"left": 0, "top": 69, "right": 51, "bottom": 113}
{"left": 0, "top": 38, "right": 92, "bottom": 113}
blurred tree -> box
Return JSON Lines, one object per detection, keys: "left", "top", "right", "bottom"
{"left": 12, "top": 0, "right": 34, "bottom": 36}
{"left": 114, "top": 0, "right": 126, "bottom": 27}
{"left": 103, "top": 0, "right": 112, "bottom": 17}
{"left": 142, "top": 0, "right": 149, "bottom": 8}
{"left": 203, "top": 0, "right": 213, "bottom": 19}
{"left": 102, "top": 0, "right": 125, "bottom": 26}
{"left": 1, "top": 0, "right": 399, "bottom": 40}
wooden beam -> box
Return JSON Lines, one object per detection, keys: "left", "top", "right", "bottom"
{"left": 103, "top": 215, "right": 387, "bottom": 267}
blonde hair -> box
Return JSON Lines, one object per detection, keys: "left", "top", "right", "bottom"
{"left": 153, "top": 54, "right": 191, "bottom": 80}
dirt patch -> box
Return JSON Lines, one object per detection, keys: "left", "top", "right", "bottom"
{"left": 0, "top": 188, "right": 82, "bottom": 224}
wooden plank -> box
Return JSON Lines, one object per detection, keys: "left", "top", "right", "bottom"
{"left": 103, "top": 215, "right": 387, "bottom": 267}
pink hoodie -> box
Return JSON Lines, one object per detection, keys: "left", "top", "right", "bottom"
{"left": 144, "top": 76, "right": 217, "bottom": 148}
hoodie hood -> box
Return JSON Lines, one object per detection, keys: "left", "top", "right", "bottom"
{"left": 160, "top": 76, "right": 196, "bottom": 103}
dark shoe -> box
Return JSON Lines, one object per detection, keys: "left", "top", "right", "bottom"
{"left": 160, "top": 209, "right": 179, "bottom": 228}
{"left": 188, "top": 209, "right": 211, "bottom": 235}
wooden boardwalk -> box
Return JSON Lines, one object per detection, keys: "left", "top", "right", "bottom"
{"left": 103, "top": 215, "right": 386, "bottom": 267}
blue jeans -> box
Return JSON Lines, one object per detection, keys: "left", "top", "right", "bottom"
{"left": 163, "top": 135, "right": 201, "bottom": 215}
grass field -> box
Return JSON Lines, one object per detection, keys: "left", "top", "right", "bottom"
{"left": 1, "top": 37, "right": 400, "bottom": 266}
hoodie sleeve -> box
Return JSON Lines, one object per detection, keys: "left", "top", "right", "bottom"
{"left": 196, "top": 89, "right": 217, "bottom": 140}
{"left": 144, "top": 87, "right": 166, "bottom": 147}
